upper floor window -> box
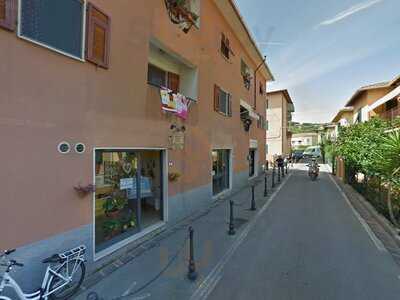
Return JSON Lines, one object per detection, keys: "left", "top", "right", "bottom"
{"left": 0, "top": 0, "right": 16, "bottom": 31}
{"left": 220, "top": 33, "right": 232, "bottom": 60}
{"left": 259, "top": 82, "right": 264, "bottom": 95}
{"left": 18, "top": 0, "right": 110, "bottom": 67}
{"left": 147, "top": 64, "right": 180, "bottom": 93}
{"left": 241, "top": 60, "right": 252, "bottom": 90}
{"left": 19, "top": 0, "right": 86, "bottom": 60}
{"left": 214, "top": 85, "right": 232, "bottom": 117}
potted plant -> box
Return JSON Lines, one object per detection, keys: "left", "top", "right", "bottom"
{"left": 242, "top": 72, "right": 252, "bottom": 90}
{"left": 103, "top": 220, "right": 121, "bottom": 240}
{"left": 102, "top": 193, "right": 127, "bottom": 219}
{"left": 168, "top": 171, "right": 181, "bottom": 182}
{"left": 165, "top": 0, "right": 199, "bottom": 33}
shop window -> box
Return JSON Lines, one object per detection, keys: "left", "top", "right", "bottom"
{"left": 94, "top": 149, "right": 164, "bottom": 254}
{"left": 19, "top": 0, "right": 86, "bottom": 59}
{"left": 214, "top": 84, "right": 232, "bottom": 117}
{"left": 212, "top": 149, "right": 230, "bottom": 195}
{"left": 0, "top": 0, "right": 16, "bottom": 31}
{"left": 86, "top": 3, "right": 111, "bottom": 68}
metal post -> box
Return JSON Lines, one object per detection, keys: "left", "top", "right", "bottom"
{"left": 187, "top": 227, "right": 198, "bottom": 281}
{"left": 251, "top": 185, "right": 256, "bottom": 211}
{"left": 281, "top": 165, "right": 285, "bottom": 178}
{"left": 272, "top": 166, "right": 275, "bottom": 188}
{"left": 286, "top": 163, "right": 288, "bottom": 174}
{"left": 228, "top": 200, "right": 236, "bottom": 235}
{"left": 278, "top": 166, "right": 281, "bottom": 182}
{"left": 264, "top": 173, "right": 268, "bottom": 197}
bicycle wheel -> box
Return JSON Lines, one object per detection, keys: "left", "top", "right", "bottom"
{"left": 48, "top": 259, "right": 86, "bottom": 300}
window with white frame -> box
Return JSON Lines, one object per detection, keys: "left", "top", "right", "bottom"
{"left": 18, "top": 0, "right": 86, "bottom": 60}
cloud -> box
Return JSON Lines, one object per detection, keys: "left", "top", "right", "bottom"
{"left": 316, "top": 0, "right": 383, "bottom": 27}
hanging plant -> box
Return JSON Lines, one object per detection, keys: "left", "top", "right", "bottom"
{"left": 165, "top": 0, "right": 199, "bottom": 33}
{"left": 168, "top": 171, "right": 181, "bottom": 182}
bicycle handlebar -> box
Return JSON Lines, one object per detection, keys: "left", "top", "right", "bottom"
{"left": 5, "top": 249, "right": 16, "bottom": 255}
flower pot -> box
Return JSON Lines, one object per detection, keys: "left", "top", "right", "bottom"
{"left": 105, "top": 210, "right": 120, "bottom": 219}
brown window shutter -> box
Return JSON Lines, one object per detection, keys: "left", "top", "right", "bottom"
{"left": 225, "top": 38, "right": 230, "bottom": 59}
{"left": 86, "top": 3, "right": 111, "bottom": 69}
{"left": 0, "top": 0, "right": 16, "bottom": 31}
{"left": 167, "top": 72, "right": 180, "bottom": 93}
{"left": 214, "top": 84, "right": 220, "bottom": 112}
{"left": 228, "top": 94, "right": 232, "bottom": 117}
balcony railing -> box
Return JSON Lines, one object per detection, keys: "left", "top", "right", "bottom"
{"left": 380, "top": 106, "right": 400, "bottom": 121}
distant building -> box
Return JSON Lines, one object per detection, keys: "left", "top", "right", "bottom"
{"left": 291, "top": 132, "right": 319, "bottom": 148}
{"left": 266, "top": 89, "right": 295, "bottom": 161}
{"left": 344, "top": 77, "right": 399, "bottom": 123}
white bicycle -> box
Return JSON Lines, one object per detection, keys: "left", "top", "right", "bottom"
{"left": 0, "top": 245, "right": 86, "bottom": 300}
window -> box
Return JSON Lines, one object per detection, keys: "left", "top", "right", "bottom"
{"left": 259, "top": 82, "right": 264, "bottom": 95}
{"left": 266, "top": 99, "right": 269, "bottom": 109}
{"left": 18, "top": 1, "right": 111, "bottom": 66}
{"left": 220, "top": 33, "right": 230, "bottom": 59}
{"left": 212, "top": 149, "right": 230, "bottom": 195}
{"left": 94, "top": 149, "right": 164, "bottom": 255}
{"left": 214, "top": 85, "right": 232, "bottom": 116}
{"left": 147, "top": 64, "right": 180, "bottom": 93}
{"left": 257, "top": 114, "right": 267, "bottom": 130}
{"left": 0, "top": 0, "right": 16, "bottom": 31}
{"left": 86, "top": 3, "right": 111, "bottom": 68}
{"left": 148, "top": 64, "right": 167, "bottom": 87}
{"left": 241, "top": 60, "right": 252, "bottom": 90}
{"left": 19, "top": 0, "right": 86, "bottom": 59}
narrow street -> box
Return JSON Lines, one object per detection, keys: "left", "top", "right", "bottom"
{"left": 204, "top": 166, "right": 400, "bottom": 300}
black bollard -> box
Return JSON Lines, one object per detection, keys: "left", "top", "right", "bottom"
{"left": 250, "top": 185, "right": 256, "bottom": 211}
{"left": 264, "top": 173, "right": 268, "bottom": 197}
{"left": 278, "top": 166, "right": 281, "bottom": 182}
{"left": 272, "top": 166, "right": 275, "bottom": 188}
{"left": 228, "top": 200, "right": 236, "bottom": 235}
{"left": 286, "top": 163, "right": 288, "bottom": 174}
{"left": 281, "top": 166, "right": 285, "bottom": 178}
{"left": 187, "top": 227, "right": 198, "bottom": 281}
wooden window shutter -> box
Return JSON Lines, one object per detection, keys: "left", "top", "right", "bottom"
{"left": 86, "top": 3, "right": 111, "bottom": 69}
{"left": 214, "top": 84, "right": 220, "bottom": 112}
{"left": 0, "top": 0, "right": 16, "bottom": 31}
{"left": 227, "top": 94, "right": 232, "bottom": 117}
{"left": 167, "top": 72, "right": 180, "bottom": 93}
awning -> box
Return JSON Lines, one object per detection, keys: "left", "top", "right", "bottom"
{"left": 369, "top": 85, "right": 400, "bottom": 111}
{"left": 240, "top": 100, "right": 259, "bottom": 120}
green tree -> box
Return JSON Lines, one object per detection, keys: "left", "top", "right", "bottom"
{"left": 335, "top": 118, "right": 388, "bottom": 176}
{"left": 374, "top": 131, "right": 400, "bottom": 225}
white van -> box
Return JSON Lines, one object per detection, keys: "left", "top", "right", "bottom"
{"left": 303, "top": 146, "right": 321, "bottom": 158}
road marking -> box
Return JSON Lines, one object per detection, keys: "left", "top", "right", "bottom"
{"left": 122, "top": 281, "right": 137, "bottom": 296}
{"left": 190, "top": 172, "right": 293, "bottom": 300}
{"left": 328, "top": 174, "right": 387, "bottom": 252}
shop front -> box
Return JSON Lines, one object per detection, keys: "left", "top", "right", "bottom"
{"left": 212, "top": 149, "right": 231, "bottom": 196}
{"left": 94, "top": 148, "right": 167, "bottom": 259}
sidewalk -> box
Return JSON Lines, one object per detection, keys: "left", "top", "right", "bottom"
{"left": 75, "top": 167, "right": 291, "bottom": 300}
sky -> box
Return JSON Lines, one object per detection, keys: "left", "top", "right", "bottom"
{"left": 235, "top": 0, "right": 400, "bottom": 123}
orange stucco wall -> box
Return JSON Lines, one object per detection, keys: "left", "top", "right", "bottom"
{"left": 0, "top": 0, "right": 268, "bottom": 249}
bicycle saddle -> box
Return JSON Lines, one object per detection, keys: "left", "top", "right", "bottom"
{"left": 42, "top": 254, "right": 63, "bottom": 264}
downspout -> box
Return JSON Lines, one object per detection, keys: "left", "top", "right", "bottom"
{"left": 254, "top": 56, "right": 267, "bottom": 109}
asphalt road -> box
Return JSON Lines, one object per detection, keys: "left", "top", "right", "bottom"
{"left": 206, "top": 166, "right": 400, "bottom": 300}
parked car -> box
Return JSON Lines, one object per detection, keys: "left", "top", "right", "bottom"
{"left": 303, "top": 146, "right": 321, "bottom": 159}
{"left": 292, "top": 150, "right": 304, "bottom": 162}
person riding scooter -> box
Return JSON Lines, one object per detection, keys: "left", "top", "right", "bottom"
{"left": 307, "top": 158, "right": 319, "bottom": 181}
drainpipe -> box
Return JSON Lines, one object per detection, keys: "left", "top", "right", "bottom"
{"left": 253, "top": 55, "right": 267, "bottom": 110}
